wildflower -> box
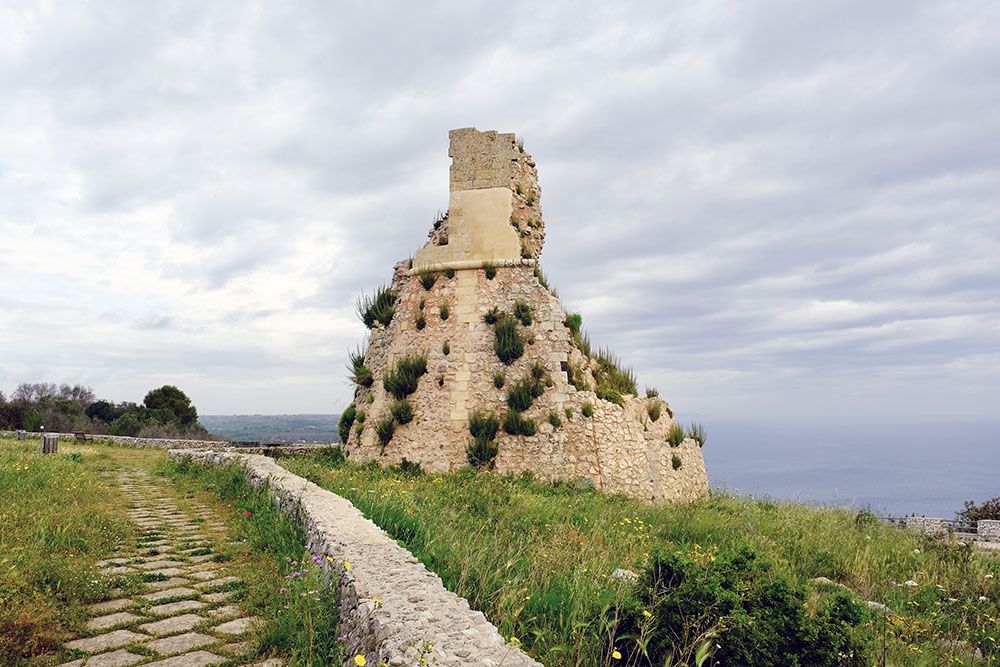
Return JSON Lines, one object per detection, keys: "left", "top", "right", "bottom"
{"left": 245, "top": 511, "right": 252, "bottom": 517}
{"left": 987, "top": 574, "right": 994, "bottom": 579}
{"left": 612, "top": 649, "right": 622, "bottom": 660}
{"left": 326, "top": 555, "right": 335, "bottom": 563}
{"left": 980, "top": 596, "right": 989, "bottom": 602}
{"left": 354, "top": 655, "right": 367, "bottom": 666}
{"left": 913, "top": 548, "right": 920, "bottom": 554}
{"left": 642, "top": 610, "right": 652, "bottom": 619}
{"left": 290, "top": 571, "right": 301, "bottom": 578}
{"left": 337, "top": 634, "right": 347, "bottom": 641}
{"left": 279, "top": 587, "right": 287, "bottom": 594}
{"left": 509, "top": 637, "right": 521, "bottom": 647}
{"left": 904, "top": 580, "right": 918, "bottom": 587}
{"left": 373, "top": 597, "right": 383, "bottom": 607}
{"left": 312, "top": 554, "right": 323, "bottom": 564}
{"left": 344, "top": 560, "right": 352, "bottom": 571}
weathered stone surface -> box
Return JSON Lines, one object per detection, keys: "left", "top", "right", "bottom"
{"left": 65, "top": 629, "right": 149, "bottom": 653}
{"left": 979, "top": 520, "right": 1000, "bottom": 540}
{"left": 212, "top": 616, "right": 257, "bottom": 636}
{"left": 86, "top": 598, "right": 134, "bottom": 615}
{"left": 141, "top": 651, "right": 225, "bottom": 667}
{"left": 86, "top": 612, "right": 142, "bottom": 631}
{"left": 138, "top": 613, "right": 206, "bottom": 636}
{"left": 144, "top": 577, "right": 192, "bottom": 590}
{"left": 193, "top": 576, "right": 240, "bottom": 590}
{"left": 141, "top": 587, "right": 198, "bottom": 602}
{"left": 148, "top": 599, "right": 207, "bottom": 616}
{"left": 58, "top": 648, "right": 144, "bottom": 667}
{"left": 144, "top": 631, "right": 217, "bottom": 655}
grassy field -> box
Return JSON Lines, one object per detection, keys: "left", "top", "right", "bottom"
{"left": 281, "top": 454, "right": 1000, "bottom": 666}
{"left": 0, "top": 437, "right": 341, "bottom": 666}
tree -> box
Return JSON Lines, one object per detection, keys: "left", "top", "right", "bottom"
{"left": 143, "top": 385, "right": 198, "bottom": 426}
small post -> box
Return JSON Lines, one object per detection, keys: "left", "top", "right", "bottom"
{"left": 40, "top": 434, "right": 58, "bottom": 455}
{"left": 15, "top": 430, "right": 26, "bottom": 441}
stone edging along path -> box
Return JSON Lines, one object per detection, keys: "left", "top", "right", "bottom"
{"left": 168, "top": 449, "right": 541, "bottom": 667}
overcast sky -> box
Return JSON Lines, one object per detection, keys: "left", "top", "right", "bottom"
{"left": 1, "top": 1, "right": 997, "bottom": 421}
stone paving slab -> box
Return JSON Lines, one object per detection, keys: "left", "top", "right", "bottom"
{"left": 142, "top": 650, "right": 225, "bottom": 667}
{"left": 212, "top": 616, "right": 257, "bottom": 636}
{"left": 149, "top": 599, "right": 208, "bottom": 616}
{"left": 141, "top": 586, "right": 199, "bottom": 602}
{"left": 65, "top": 629, "right": 149, "bottom": 653}
{"left": 144, "top": 577, "right": 192, "bottom": 590}
{"left": 58, "top": 648, "right": 145, "bottom": 667}
{"left": 144, "top": 631, "right": 218, "bottom": 655}
{"left": 86, "top": 611, "right": 143, "bottom": 632}
{"left": 139, "top": 613, "right": 207, "bottom": 636}
{"left": 86, "top": 598, "right": 134, "bottom": 615}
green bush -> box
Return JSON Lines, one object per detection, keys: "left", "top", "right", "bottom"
{"left": 492, "top": 313, "right": 525, "bottom": 364}
{"left": 646, "top": 387, "right": 659, "bottom": 398}
{"left": 548, "top": 412, "right": 562, "bottom": 428}
{"left": 348, "top": 347, "right": 373, "bottom": 388}
{"left": 357, "top": 285, "right": 396, "bottom": 328}
{"left": 564, "top": 407, "right": 573, "bottom": 419}
{"left": 442, "top": 340, "right": 450, "bottom": 356}
{"left": 565, "top": 363, "right": 589, "bottom": 392}
{"left": 415, "top": 313, "right": 426, "bottom": 330}
{"left": 483, "top": 307, "right": 501, "bottom": 325}
{"left": 382, "top": 354, "right": 428, "bottom": 400}
{"left": 503, "top": 411, "right": 536, "bottom": 436}
{"left": 506, "top": 375, "right": 545, "bottom": 412}
{"left": 492, "top": 371, "right": 505, "bottom": 389}
{"left": 647, "top": 400, "right": 663, "bottom": 422}
{"left": 484, "top": 263, "right": 497, "bottom": 280}
{"left": 375, "top": 416, "right": 395, "bottom": 449}
{"left": 418, "top": 271, "right": 437, "bottom": 290}
{"left": 668, "top": 423, "right": 685, "bottom": 447}
{"left": 468, "top": 411, "right": 501, "bottom": 468}
{"left": 513, "top": 300, "right": 533, "bottom": 326}
{"left": 390, "top": 399, "right": 414, "bottom": 425}
{"left": 687, "top": 422, "right": 706, "bottom": 447}
{"left": 671, "top": 454, "right": 682, "bottom": 470}
{"left": 581, "top": 402, "right": 594, "bottom": 418}
{"left": 338, "top": 404, "right": 356, "bottom": 443}
{"left": 594, "top": 349, "right": 637, "bottom": 398}
{"left": 445, "top": 268, "right": 455, "bottom": 279}
{"left": 439, "top": 303, "right": 449, "bottom": 320}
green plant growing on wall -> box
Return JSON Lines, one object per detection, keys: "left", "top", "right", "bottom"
{"left": 506, "top": 375, "right": 545, "bottom": 412}
{"left": 513, "top": 300, "right": 533, "bottom": 326}
{"left": 348, "top": 347, "right": 373, "bottom": 388}
{"left": 467, "top": 410, "right": 501, "bottom": 468}
{"left": 493, "top": 371, "right": 505, "bottom": 389}
{"left": 525, "top": 192, "right": 536, "bottom": 206}
{"left": 445, "top": 268, "right": 455, "bottom": 279}
{"left": 503, "top": 411, "right": 536, "bottom": 436}
{"left": 647, "top": 401, "right": 663, "bottom": 422}
{"left": 687, "top": 422, "right": 706, "bottom": 447}
{"left": 338, "top": 403, "right": 356, "bottom": 443}
{"left": 376, "top": 416, "right": 395, "bottom": 450}
{"left": 668, "top": 423, "right": 685, "bottom": 448}
{"left": 646, "top": 387, "right": 659, "bottom": 398}
{"left": 565, "top": 362, "right": 589, "bottom": 392}
{"left": 484, "top": 263, "right": 497, "bottom": 280}
{"left": 565, "top": 407, "right": 573, "bottom": 420}
{"left": 418, "top": 271, "right": 437, "bottom": 290}
{"left": 442, "top": 340, "right": 450, "bottom": 356}
{"left": 564, "top": 313, "right": 591, "bottom": 356}
{"left": 672, "top": 454, "right": 682, "bottom": 470}
{"left": 355, "top": 411, "right": 365, "bottom": 424}
{"left": 533, "top": 266, "right": 556, "bottom": 296}
{"left": 357, "top": 285, "right": 396, "bottom": 328}
{"left": 581, "top": 402, "right": 594, "bottom": 418}
{"left": 439, "top": 303, "right": 449, "bottom": 320}
{"left": 483, "top": 307, "right": 501, "bottom": 325}
{"left": 390, "top": 399, "right": 414, "bottom": 425}
{"left": 492, "top": 313, "right": 525, "bottom": 364}
{"left": 415, "top": 313, "right": 426, "bottom": 330}
{"left": 548, "top": 412, "right": 562, "bottom": 428}
{"left": 382, "top": 354, "right": 428, "bottom": 400}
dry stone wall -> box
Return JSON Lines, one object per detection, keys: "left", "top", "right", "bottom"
{"left": 168, "top": 448, "right": 541, "bottom": 667}
{"left": 0, "top": 430, "right": 226, "bottom": 450}
{"left": 345, "top": 129, "right": 710, "bottom": 503}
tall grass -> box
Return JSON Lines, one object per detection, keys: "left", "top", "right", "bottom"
{"left": 280, "top": 458, "right": 1000, "bottom": 666}
{"left": 356, "top": 285, "right": 396, "bottom": 328}
{"left": 0, "top": 440, "right": 135, "bottom": 661}
{"left": 492, "top": 313, "right": 525, "bottom": 364}
{"left": 382, "top": 354, "right": 428, "bottom": 399}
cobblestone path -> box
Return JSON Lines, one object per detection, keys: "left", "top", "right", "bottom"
{"left": 60, "top": 470, "right": 275, "bottom": 667}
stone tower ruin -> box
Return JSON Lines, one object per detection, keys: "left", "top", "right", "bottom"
{"left": 341, "top": 128, "right": 709, "bottom": 503}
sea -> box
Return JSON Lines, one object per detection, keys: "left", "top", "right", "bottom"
{"left": 703, "top": 419, "right": 1000, "bottom": 518}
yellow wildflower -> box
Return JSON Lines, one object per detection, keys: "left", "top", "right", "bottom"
{"left": 354, "top": 656, "right": 367, "bottom": 666}
{"left": 344, "top": 560, "right": 352, "bottom": 571}
{"left": 612, "top": 649, "right": 622, "bottom": 660}
{"left": 510, "top": 636, "right": 521, "bottom": 647}
{"left": 642, "top": 610, "right": 652, "bottom": 618}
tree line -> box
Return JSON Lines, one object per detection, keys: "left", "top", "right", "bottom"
{"left": 0, "top": 382, "right": 215, "bottom": 439}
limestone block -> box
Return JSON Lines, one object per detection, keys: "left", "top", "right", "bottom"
{"left": 979, "top": 520, "right": 1000, "bottom": 541}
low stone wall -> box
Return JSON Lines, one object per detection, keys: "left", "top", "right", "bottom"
{"left": 0, "top": 430, "right": 227, "bottom": 450}
{"left": 979, "top": 520, "right": 1000, "bottom": 541}
{"left": 905, "top": 516, "right": 950, "bottom": 536}
{"left": 168, "top": 448, "right": 540, "bottom": 667}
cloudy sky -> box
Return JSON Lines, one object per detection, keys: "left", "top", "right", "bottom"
{"left": 1, "top": 0, "right": 997, "bottom": 421}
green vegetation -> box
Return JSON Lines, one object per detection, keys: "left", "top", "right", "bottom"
{"left": 376, "top": 416, "right": 396, "bottom": 449}
{"left": 491, "top": 312, "right": 525, "bottom": 364}
{"left": 647, "top": 400, "right": 663, "bottom": 422}
{"left": 382, "top": 354, "right": 428, "bottom": 399}
{"left": 439, "top": 302, "right": 450, "bottom": 320}
{"left": 483, "top": 307, "right": 501, "bottom": 325}
{"left": 960, "top": 496, "right": 1000, "bottom": 524}
{"left": 645, "top": 387, "right": 659, "bottom": 399}
{"left": 513, "top": 300, "right": 533, "bottom": 326}
{"left": 442, "top": 340, "right": 450, "bottom": 356}
{"left": 581, "top": 402, "right": 594, "bottom": 417}
{"left": 348, "top": 347, "right": 373, "bottom": 388}
{"left": 671, "top": 453, "right": 682, "bottom": 470}
{"left": 534, "top": 266, "right": 556, "bottom": 296}
{"left": 565, "top": 362, "right": 589, "bottom": 392}
{"left": 687, "top": 422, "right": 707, "bottom": 447}
{"left": 390, "top": 399, "right": 414, "bottom": 425}
{"left": 548, "top": 412, "right": 562, "bottom": 428}
{"left": 0, "top": 440, "right": 135, "bottom": 660}
{"left": 445, "top": 268, "right": 455, "bottom": 279}
{"left": 668, "top": 422, "right": 685, "bottom": 447}
{"left": 593, "top": 349, "right": 638, "bottom": 406}
{"left": 564, "top": 313, "right": 591, "bottom": 357}
{"left": 280, "top": 457, "right": 1000, "bottom": 666}
{"left": 337, "top": 403, "right": 356, "bottom": 442}
{"left": 357, "top": 284, "right": 396, "bottom": 329}
{"left": 418, "top": 271, "right": 437, "bottom": 290}
{"left": 502, "top": 411, "right": 536, "bottom": 436}
{"left": 493, "top": 370, "right": 505, "bottom": 389}
{"left": 506, "top": 374, "right": 546, "bottom": 412}
{"left": 161, "top": 459, "right": 342, "bottom": 665}
{"left": 484, "top": 263, "right": 497, "bottom": 280}
{"left": 415, "top": 312, "right": 426, "bottom": 330}
{"left": 467, "top": 410, "right": 501, "bottom": 468}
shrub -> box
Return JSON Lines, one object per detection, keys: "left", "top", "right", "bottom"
{"left": 581, "top": 402, "right": 594, "bottom": 418}
{"left": 534, "top": 266, "right": 556, "bottom": 295}
{"left": 467, "top": 411, "right": 501, "bottom": 469}
{"left": 503, "top": 411, "right": 536, "bottom": 436}
{"left": 445, "top": 268, "right": 455, "bottom": 279}
{"left": 668, "top": 423, "right": 685, "bottom": 447}
{"left": 483, "top": 307, "right": 501, "bottom": 325}
{"left": 439, "top": 303, "right": 449, "bottom": 320}
{"left": 337, "top": 404, "right": 356, "bottom": 443}
{"left": 418, "top": 271, "right": 437, "bottom": 290}
{"left": 507, "top": 375, "right": 545, "bottom": 412}
{"left": 390, "top": 399, "right": 414, "bottom": 425}
{"left": 415, "top": 313, "right": 426, "bottom": 330}
{"left": 564, "top": 407, "right": 573, "bottom": 419}
{"left": 548, "top": 412, "right": 562, "bottom": 428}
{"left": 375, "top": 416, "right": 395, "bottom": 449}
{"left": 595, "top": 386, "right": 624, "bottom": 407}
{"left": 671, "top": 454, "right": 682, "bottom": 470}
{"left": 492, "top": 314, "right": 524, "bottom": 364}
{"left": 382, "top": 354, "right": 428, "bottom": 399}
{"left": 492, "top": 371, "right": 505, "bottom": 389}
{"left": 564, "top": 313, "right": 582, "bottom": 337}
{"left": 525, "top": 192, "right": 536, "bottom": 206}
{"left": 348, "top": 347, "right": 373, "bottom": 388}
{"left": 646, "top": 387, "right": 659, "bottom": 398}
{"left": 530, "top": 362, "right": 546, "bottom": 381}
{"left": 513, "top": 300, "right": 533, "bottom": 326}
{"left": 647, "top": 401, "right": 663, "bottom": 422}
{"left": 357, "top": 285, "right": 396, "bottom": 328}
{"left": 484, "top": 263, "right": 497, "bottom": 280}
{"left": 687, "top": 422, "right": 706, "bottom": 447}
{"left": 398, "top": 458, "right": 423, "bottom": 477}
{"left": 418, "top": 298, "right": 425, "bottom": 310}
{"left": 355, "top": 411, "right": 366, "bottom": 424}
{"left": 565, "top": 363, "right": 589, "bottom": 392}
{"left": 593, "top": 348, "right": 637, "bottom": 399}
{"left": 958, "top": 496, "right": 1000, "bottom": 524}
{"left": 442, "top": 340, "right": 450, "bottom": 355}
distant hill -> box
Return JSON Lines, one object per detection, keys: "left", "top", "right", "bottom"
{"left": 200, "top": 414, "right": 341, "bottom": 444}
